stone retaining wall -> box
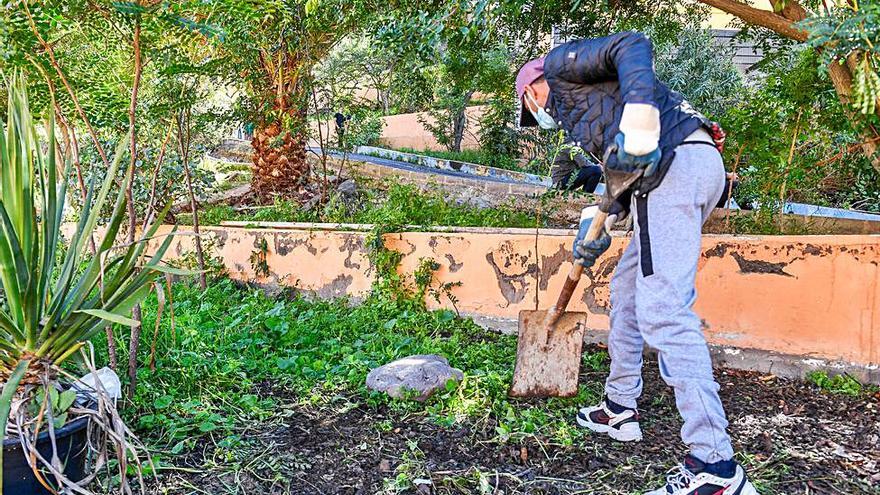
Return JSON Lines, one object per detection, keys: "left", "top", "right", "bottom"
{"left": 355, "top": 146, "right": 551, "bottom": 187}
{"left": 156, "top": 224, "right": 880, "bottom": 383}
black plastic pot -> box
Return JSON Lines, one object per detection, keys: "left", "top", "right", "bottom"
{"left": 2, "top": 414, "right": 89, "bottom": 494}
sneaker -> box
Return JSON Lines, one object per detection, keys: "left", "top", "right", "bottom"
{"left": 644, "top": 455, "right": 759, "bottom": 495}
{"left": 576, "top": 397, "right": 642, "bottom": 442}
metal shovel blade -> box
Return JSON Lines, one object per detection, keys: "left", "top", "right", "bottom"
{"left": 509, "top": 309, "right": 587, "bottom": 398}
{"left": 603, "top": 167, "right": 645, "bottom": 201}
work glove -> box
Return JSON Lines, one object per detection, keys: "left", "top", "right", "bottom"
{"left": 601, "top": 188, "right": 632, "bottom": 218}
{"left": 572, "top": 206, "right": 618, "bottom": 268}
{"left": 614, "top": 132, "right": 661, "bottom": 177}
{"left": 612, "top": 103, "right": 662, "bottom": 177}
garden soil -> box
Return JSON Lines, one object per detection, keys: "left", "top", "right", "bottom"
{"left": 146, "top": 346, "right": 879, "bottom": 495}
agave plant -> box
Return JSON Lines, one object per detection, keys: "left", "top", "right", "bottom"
{"left": 0, "top": 77, "right": 179, "bottom": 491}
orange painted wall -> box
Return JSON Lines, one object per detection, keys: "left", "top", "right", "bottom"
{"left": 378, "top": 106, "right": 486, "bottom": 151}
{"left": 157, "top": 226, "right": 880, "bottom": 370}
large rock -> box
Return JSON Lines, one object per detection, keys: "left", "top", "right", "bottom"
{"left": 337, "top": 179, "right": 357, "bottom": 197}
{"left": 366, "top": 355, "right": 464, "bottom": 401}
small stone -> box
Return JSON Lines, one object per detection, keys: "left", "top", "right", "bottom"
{"left": 337, "top": 179, "right": 357, "bottom": 197}
{"left": 414, "top": 479, "right": 432, "bottom": 494}
{"left": 366, "top": 354, "right": 464, "bottom": 401}
{"left": 301, "top": 195, "right": 321, "bottom": 212}
{"left": 378, "top": 459, "right": 391, "bottom": 473}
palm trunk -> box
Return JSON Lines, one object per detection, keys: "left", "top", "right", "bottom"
{"left": 251, "top": 120, "right": 310, "bottom": 200}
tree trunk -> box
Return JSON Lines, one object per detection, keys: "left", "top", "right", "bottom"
{"left": 178, "top": 108, "right": 207, "bottom": 290}
{"left": 451, "top": 91, "right": 474, "bottom": 153}
{"left": 452, "top": 109, "right": 467, "bottom": 153}
{"left": 127, "top": 17, "right": 143, "bottom": 400}
{"left": 251, "top": 120, "right": 310, "bottom": 200}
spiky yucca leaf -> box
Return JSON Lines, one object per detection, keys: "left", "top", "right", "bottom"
{"left": 0, "top": 76, "right": 177, "bottom": 491}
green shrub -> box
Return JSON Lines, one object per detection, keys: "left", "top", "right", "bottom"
{"left": 806, "top": 371, "right": 873, "bottom": 397}
{"left": 653, "top": 26, "right": 745, "bottom": 120}
{"left": 183, "top": 181, "right": 548, "bottom": 228}
{"left": 721, "top": 50, "right": 880, "bottom": 212}
{"left": 346, "top": 109, "right": 385, "bottom": 148}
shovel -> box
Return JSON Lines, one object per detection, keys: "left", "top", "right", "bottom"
{"left": 509, "top": 161, "right": 644, "bottom": 398}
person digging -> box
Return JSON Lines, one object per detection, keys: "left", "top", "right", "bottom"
{"left": 515, "top": 32, "right": 757, "bottom": 495}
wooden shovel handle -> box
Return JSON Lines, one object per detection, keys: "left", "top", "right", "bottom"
{"left": 553, "top": 210, "right": 608, "bottom": 315}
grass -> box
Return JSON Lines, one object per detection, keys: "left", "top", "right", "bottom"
{"left": 102, "top": 278, "right": 604, "bottom": 457}
{"left": 179, "top": 180, "right": 551, "bottom": 229}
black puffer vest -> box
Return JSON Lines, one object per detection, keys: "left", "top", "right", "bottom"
{"left": 543, "top": 32, "right": 708, "bottom": 194}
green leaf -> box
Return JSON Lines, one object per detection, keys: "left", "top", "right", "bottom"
{"left": 58, "top": 390, "right": 77, "bottom": 413}
{"left": 170, "top": 441, "right": 186, "bottom": 454}
{"left": 153, "top": 395, "right": 173, "bottom": 409}
{"left": 198, "top": 421, "right": 217, "bottom": 433}
{"left": 49, "top": 387, "right": 60, "bottom": 409}
{"left": 53, "top": 412, "right": 68, "bottom": 429}
{"left": 76, "top": 309, "right": 140, "bottom": 327}
{"left": 436, "top": 310, "right": 456, "bottom": 322}
{"left": 149, "top": 265, "right": 203, "bottom": 276}
{"left": 276, "top": 357, "right": 296, "bottom": 370}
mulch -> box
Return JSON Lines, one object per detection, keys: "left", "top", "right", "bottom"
{"left": 147, "top": 350, "right": 879, "bottom": 495}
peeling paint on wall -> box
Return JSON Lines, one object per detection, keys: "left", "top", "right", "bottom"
{"left": 485, "top": 242, "right": 537, "bottom": 306}
{"left": 730, "top": 252, "right": 794, "bottom": 277}
{"left": 149, "top": 225, "right": 880, "bottom": 369}
{"left": 538, "top": 245, "right": 568, "bottom": 291}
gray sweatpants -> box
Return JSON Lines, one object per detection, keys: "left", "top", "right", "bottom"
{"left": 604, "top": 134, "right": 734, "bottom": 463}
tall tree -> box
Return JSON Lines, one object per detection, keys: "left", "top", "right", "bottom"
{"left": 201, "top": 1, "right": 400, "bottom": 200}
{"left": 698, "top": 0, "right": 880, "bottom": 172}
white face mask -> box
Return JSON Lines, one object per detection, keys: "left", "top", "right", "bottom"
{"left": 525, "top": 92, "right": 558, "bottom": 130}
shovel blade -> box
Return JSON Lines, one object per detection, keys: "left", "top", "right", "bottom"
{"left": 509, "top": 309, "right": 587, "bottom": 398}
{"left": 603, "top": 168, "right": 644, "bottom": 201}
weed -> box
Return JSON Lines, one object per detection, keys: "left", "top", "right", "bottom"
{"left": 249, "top": 237, "right": 270, "bottom": 277}
{"left": 414, "top": 257, "right": 463, "bottom": 315}
{"left": 181, "top": 180, "right": 552, "bottom": 229}
{"left": 807, "top": 370, "right": 875, "bottom": 396}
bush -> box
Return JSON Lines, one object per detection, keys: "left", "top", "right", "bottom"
{"left": 477, "top": 95, "right": 522, "bottom": 170}
{"left": 345, "top": 109, "right": 385, "bottom": 149}
{"left": 720, "top": 50, "right": 880, "bottom": 212}
{"left": 184, "top": 181, "right": 550, "bottom": 229}
{"left": 653, "top": 26, "right": 745, "bottom": 120}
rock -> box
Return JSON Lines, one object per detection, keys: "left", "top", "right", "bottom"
{"left": 301, "top": 194, "right": 322, "bottom": 212}
{"left": 366, "top": 354, "right": 463, "bottom": 401}
{"left": 337, "top": 179, "right": 357, "bottom": 197}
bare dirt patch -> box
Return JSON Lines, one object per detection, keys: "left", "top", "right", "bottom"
{"left": 146, "top": 348, "right": 878, "bottom": 495}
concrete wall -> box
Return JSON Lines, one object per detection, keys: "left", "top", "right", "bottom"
{"left": 378, "top": 106, "right": 486, "bottom": 151}
{"left": 312, "top": 107, "right": 488, "bottom": 152}
{"left": 158, "top": 225, "right": 880, "bottom": 382}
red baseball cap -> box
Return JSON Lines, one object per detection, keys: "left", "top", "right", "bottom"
{"left": 515, "top": 57, "right": 545, "bottom": 127}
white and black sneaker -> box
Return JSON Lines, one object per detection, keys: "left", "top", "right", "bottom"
{"left": 576, "top": 397, "right": 642, "bottom": 442}
{"left": 645, "top": 455, "right": 759, "bottom": 495}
